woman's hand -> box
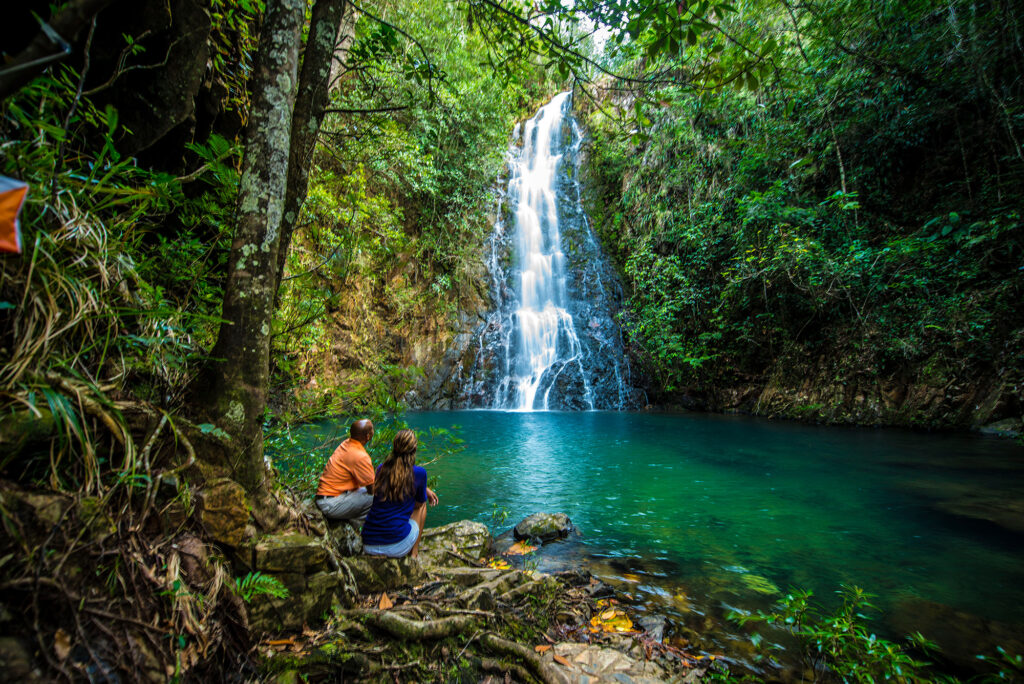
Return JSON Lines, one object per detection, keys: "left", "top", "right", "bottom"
{"left": 426, "top": 488, "right": 439, "bottom": 506}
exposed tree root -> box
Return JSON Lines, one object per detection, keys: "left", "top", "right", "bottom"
{"left": 347, "top": 610, "right": 480, "bottom": 640}
{"left": 480, "top": 656, "right": 536, "bottom": 683}
{"left": 480, "top": 633, "right": 564, "bottom": 684}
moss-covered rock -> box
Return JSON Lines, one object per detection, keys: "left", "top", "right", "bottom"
{"left": 248, "top": 569, "right": 352, "bottom": 634}
{"left": 342, "top": 555, "right": 425, "bottom": 593}
{"left": 254, "top": 533, "right": 329, "bottom": 574}
{"left": 419, "top": 520, "right": 491, "bottom": 567}
{"left": 198, "top": 479, "right": 250, "bottom": 548}
{"left": 78, "top": 496, "right": 117, "bottom": 543}
{"left": 0, "top": 636, "right": 43, "bottom": 682}
{"left": 979, "top": 417, "right": 1022, "bottom": 437}
{"left": 513, "top": 512, "right": 573, "bottom": 543}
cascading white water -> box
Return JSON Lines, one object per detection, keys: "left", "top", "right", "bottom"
{"left": 502, "top": 92, "right": 593, "bottom": 410}
{"left": 455, "top": 92, "right": 642, "bottom": 412}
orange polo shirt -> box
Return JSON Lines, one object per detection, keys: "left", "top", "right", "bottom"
{"left": 316, "top": 438, "right": 375, "bottom": 497}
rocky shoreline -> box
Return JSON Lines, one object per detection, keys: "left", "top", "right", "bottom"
{"left": 2, "top": 477, "right": 1017, "bottom": 682}
{"left": 251, "top": 512, "right": 731, "bottom": 683}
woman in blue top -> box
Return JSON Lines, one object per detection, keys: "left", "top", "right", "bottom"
{"left": 362, "top": 429, "right": 439, "bottom": 558}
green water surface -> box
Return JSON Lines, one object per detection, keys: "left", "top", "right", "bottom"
{"left": 285, "top": 409, "right": 1024, "bottom": 662}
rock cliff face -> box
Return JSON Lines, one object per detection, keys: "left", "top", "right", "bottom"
{"left": 666, "top": 347, "right": 1021, "bottom": 432}
{"left": 277, "top": 248, "right": 492, "bottom": 413}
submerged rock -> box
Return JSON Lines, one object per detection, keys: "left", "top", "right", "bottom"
{"left": 514, "top": 512, "right": 573, "bottom": 543}
{"left": 887, "top": 597, "right": 1024, "bottom": 671}
{"left": 980, "top": 417, "right": 1022, "bottom": 437}
{"left": 933, "top": 494, "right": 1024, "bottom": 534}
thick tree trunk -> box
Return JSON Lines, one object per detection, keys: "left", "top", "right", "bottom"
{"left": 274, "top": 0, "right": 353, "bottom": 297}
{"left": 201, "top": 0, "right": 305, "bottom": 493}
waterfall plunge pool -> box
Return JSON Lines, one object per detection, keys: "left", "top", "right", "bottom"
{"left": 282, "top": 410, "right": 1024, "bottom": 671}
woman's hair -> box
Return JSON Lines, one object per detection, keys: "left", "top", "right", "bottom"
{"left": 374, "top": 429, "right": 417, "bottom": 503}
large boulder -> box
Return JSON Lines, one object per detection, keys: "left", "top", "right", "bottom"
{"left": 540, "top": 642, "right": 676, "bottom": 684}
{"left": 253, "top": 534, "right": 329, "bottom": 574}
{"left": 419, "top": 520, "right": 491, "bottom": 567}
{"left": 248, "top": 570, "right": 352, "bottom": 634}
{"left": 513, "top": 512, "right": 573, "bottom": 543}
{"left": 342, "top": 556, "right": 426, "bottom": 594}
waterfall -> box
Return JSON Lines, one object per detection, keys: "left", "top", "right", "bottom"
{"left": 458, "top": 92, "right": 643, "bottom": 411}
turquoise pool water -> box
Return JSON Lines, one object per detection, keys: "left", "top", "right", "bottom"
{"left": 279, "top": 409, "right": 1024, "bottom": 668}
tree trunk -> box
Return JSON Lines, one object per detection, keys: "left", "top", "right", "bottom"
{"left": 201, "top": 0, "right": 305, "bottom": 493}
{"left": 274, "top": 0, "right": 353, "bottom": 298}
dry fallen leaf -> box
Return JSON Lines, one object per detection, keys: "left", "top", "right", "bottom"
{"left": 589, "top": 609, "right": 634, "bottom": 633}
{"left": 552, "top": 654, "right": 572, "bottom": 668}
{"left": 378, "top": 592, "right": 394, "bottom": 610}
{"left": 504, "top": 541, "right": 538, "bottom": 556}
{"left": 54, "top": 628, "right": 71, "bottom": 661}
{"left": 534, "top": 645, "right": 551, "bottom": 653}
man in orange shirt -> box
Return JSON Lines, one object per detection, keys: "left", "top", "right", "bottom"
{"left": 315, "top": 419, "right": 376, "bottom": 522}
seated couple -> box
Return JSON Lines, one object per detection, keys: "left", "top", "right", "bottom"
{"left": 315, "top": 419, "right": 438, "bottom": 558}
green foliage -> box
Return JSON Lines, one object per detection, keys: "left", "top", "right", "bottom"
{"left": 208, "top": 0, "right": 261, "bottom": 116}
{"left": 270, "top": 0, "right": 551, "bottom": 413}
{"left": 490, "top": 504, "right": 511, "bottom": 527}
{"left": 235, "top": 571, "right": 289, "bottom": 603}
{"left": 976, "top": 646, "right": 1024, "bottom": 681}
{"left": 583, "top": 0, "right": 1024, "bottom": 410}
{"left": 268, "top": 413, "right": 465, "bottom": 497}
{"left": 732, "top": 586, "right": 941, "bottom": 683}
{"left": 0, "top": 66, "right": 233, "bottom": 488}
